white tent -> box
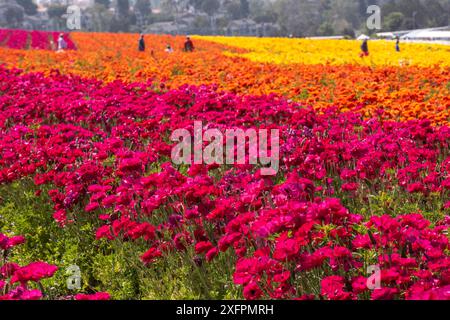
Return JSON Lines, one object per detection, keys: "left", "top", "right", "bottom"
{"left": 402, "top": 30, "right": 450, "bottom": 41}
{"left": 376, "top": 32, "right": 396, "bottom": 39}
{"left": 357, "top": 34, "right": 370, "bottom": 40}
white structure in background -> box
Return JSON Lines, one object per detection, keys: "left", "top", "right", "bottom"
{"left": 401, "top": 30, "right": 450, "bottom": 41}
{"left": 307, "top": 36, "right": 345, "bottom": 40}
{"left": 356, "top": 34, "right": 370, "bottom": 40}
{"left": 36, "top": 0, "right": 94, "bottom": 6}
{"left": 376, "top": 26, "right": 450, "bottom": 44}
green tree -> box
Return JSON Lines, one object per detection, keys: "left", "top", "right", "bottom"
{"left": 47, "top": 4, "right": 67, "bottom": 30}
{"left": 226, "top": 1, "right": 242, "bottom": 20}
{"left": 240, "top": 0, "right": 250, "bottom": 18}
{"left": 85, "top": 3, "right": 114, "bottom": 32}
{"left": 47, "top": 4, "right": 67, "bottom": 19}
{"left": 95, "top": 0, "right": 110, "bottom": 8}
{"left": 358, "top": 0, "right": 368, "bottom": 16}
{"left": 16, "top": 0, "right": 37, "bottom": 15}
{"left": 201, "top": 0, "right": 220, "bottom": 16}
{"left": 4, "top": 6, "right": 24, "bottom": 27}
{"left": 135, "top": 0, "right": 152, "bottom": 16}
{"left": 275, "top": 0, "right": 323, "bottom": 37}
{"left": 110, "top": 0, "right": 131, "bottom": 31}
{"left": 249, "top": 0, "right": 277, "bottom": 23}
{"left": 383, "top": 12, "right": 405, "bottom": 31}
{"left": 117, "top": 0, "right": 130, "bottom": 17}
{"left": 318, "top": 22, "right": 334, "bottom": 36}
{"left": 342, "top": 27, "right": 355, "bottom": 39}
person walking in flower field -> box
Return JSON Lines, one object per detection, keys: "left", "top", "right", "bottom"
{"left": 360, "top": 39, "right": 369, "bottom": 57}
{"left": 138, "top": 34, "right": 145, "bottom": 52}
{"left": 184, "top": 36, "right": 194, "bottom": 52}
{"left": 165, "top": 43, "right": 174, "bottom": 53}
{"left": 57, "top": 33, "right": 67, "bottom": 52}
{"left": 396, "top": 37, "right": 401, "bottom": 52}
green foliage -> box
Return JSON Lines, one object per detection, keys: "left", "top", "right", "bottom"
{"left": 117, "top": 0, "right": 130, "bottom": 17}
{"left": 95, "top": 0, "right": 111, "bottom": 8}
{"left": 337, "top": 185, "right": 446, "bottom": 225}
{"left": 0, "top": 179, "right": 240, "bottom": 299}
{"left": 135, "top": 0, "right": 152, "bottom": 17}
{"left": 383, "top": 12, "right": 406, "bottom": 31}
{"left": 240, "top": 0, "right": 250, "bottom": 18}
{"left": 16, "top": 0, "right": 37, "bottom": 16}
{"left": 8, "top": 0, "right": 450, "bottom": 35}
{"left": 46, "top": 5, "right": 67, "bottom": 19}
{"left": 226, "top": 1, "right": 243, "bottom": 20}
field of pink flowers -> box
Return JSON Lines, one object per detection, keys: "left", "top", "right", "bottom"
{"left": 0, "top": 65, "right": 449, "bottom": 300}
{"left": 0, "top": 29, "right": 76, "bottom": 51}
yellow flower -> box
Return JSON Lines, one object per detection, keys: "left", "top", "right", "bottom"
{"left": 197, "top": 36, "right": 450, "bottom": 67}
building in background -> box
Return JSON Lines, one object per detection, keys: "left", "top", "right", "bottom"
{"left": 377, "top": 26, "right": 450, "bottom": 44}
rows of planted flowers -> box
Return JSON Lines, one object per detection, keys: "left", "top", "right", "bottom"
{"left": 0, "top": 66, "right": 449, "bottom": 299}
{"left": 0, "top": 32, "right": 448, "bottom": 124}
{"left": 202, "top": 36, "right": 450, "bottom": 67}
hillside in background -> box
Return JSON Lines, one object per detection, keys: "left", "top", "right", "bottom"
{"left": 0, "top": 0, "right": 449, "bottom": 36}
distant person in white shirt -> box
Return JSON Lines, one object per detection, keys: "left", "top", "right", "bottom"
{"left": 165, "top": 44, "right": 174, "bottom": 53}
{"left": 57, "top": 33, "right": 67, "bottom": 51}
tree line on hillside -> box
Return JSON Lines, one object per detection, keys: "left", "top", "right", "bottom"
{"left": 1, "top": 0, "right": 449, "bottom": 36}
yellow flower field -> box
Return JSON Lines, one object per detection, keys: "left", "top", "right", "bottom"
{"left": 198, "top": 36, "right": 450, "bottom": 67}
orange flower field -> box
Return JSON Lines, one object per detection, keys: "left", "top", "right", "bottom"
{"left": 0, "top": 32, "right": 449, "bottom": 124}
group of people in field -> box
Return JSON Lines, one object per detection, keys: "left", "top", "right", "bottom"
{"left": 138, "top": 33, "right": 400, "bottom": 60}
{"left": 138, "top": 34, "right": 194, "bottom": 54}
{"left": 58, "top": 31, "right": 402, "bottom": 58}
{"left": 359, "top": 37, "right": 401, "bottom": 58}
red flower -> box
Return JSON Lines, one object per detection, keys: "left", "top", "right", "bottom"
{"left": 0, "top": 234, "right": 25, "bottom": 250}
{"left": 243, "top": 281, "right": 263, "bottom": 300}
{"left": 321, "top": 276, "right": 353, "bottom": 300}
{"left": 352, "top": 276, "right": 369, "bottom": 295}
{"left": 75, "top": 292, "right": 111, "bottom": 300}
{"left": 273, "top": 271, "right": 291, "bottom": 283}
{"left": 407, "top": 182, "right": 425, "bottom": 194}
{"left": 0, "top": 262, "right": 20, "bottom": 278}
{"left": 85, "top": 202, "right": 100, "bottom": 212}
{"left": 195, "top": 241, "right": 214, "bottom": 254}
{"left": 205, "top": 247, "right": 219, "bottom": 262}
{"left": 141, "top": 247, "right": 162, "bottom": 265}
{"left": 0, "top": 287, "right": 42, "bottom": 300}
{"left": 341, "top": 182, "right": 359, "bottom": 192}
{"left": 408, "top": 285, "right": 450, "bottom": 300}
{"left": 95, "top": 225, "right": 113, "bottom": 240}
{"left": 273, "top": 238, "right": 300, "bottom": 261}
{"left": 10, "top": 262, "right": 58, "bottom": 284}
{"left": 381, "top": 268, "right": 400, "bottom": 284}
{"left": 352, "top": 234, "right": 373, "bottom": 249}
{"left": 371, "top": 287, "right": 399, "bottom": 300}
